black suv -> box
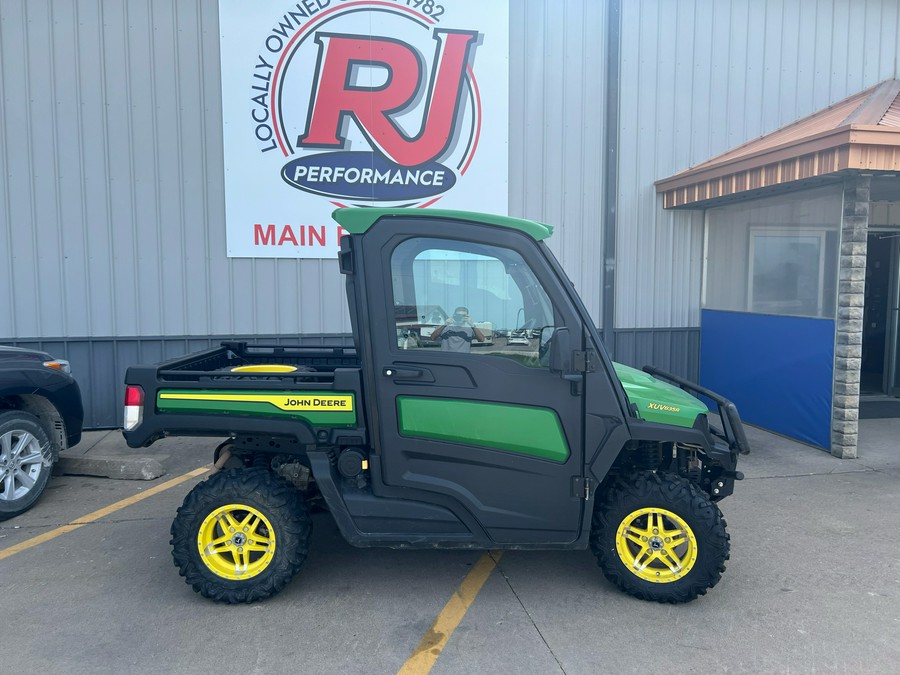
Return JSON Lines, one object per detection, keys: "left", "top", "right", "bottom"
{"left": 0, "top": 346, "right": 83, "bottom": 520}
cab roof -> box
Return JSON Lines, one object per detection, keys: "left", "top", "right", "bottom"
{"left": 331, "top": 208, "right": 554, "bottom": 241}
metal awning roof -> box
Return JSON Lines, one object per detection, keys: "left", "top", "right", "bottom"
{"left": 656, "top": 79, "right": 900, "bottom": 209}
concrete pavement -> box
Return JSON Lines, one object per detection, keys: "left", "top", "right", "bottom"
{"left": 56, "top": 430, "right": 229, "bottom": 481}
{"left": 2, "top": 420, "right": 897, "bottom": 673}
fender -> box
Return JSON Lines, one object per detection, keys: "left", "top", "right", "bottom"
{"left": 0, "top": 375, "right": 83, "bottom": 450}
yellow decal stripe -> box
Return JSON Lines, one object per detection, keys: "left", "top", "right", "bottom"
{"left": 159, "top": 392, "right": 354, "bottom": 412}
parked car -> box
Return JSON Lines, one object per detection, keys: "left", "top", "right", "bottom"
{"left": 0, "top": 346, "right": 83, "bottom": 520}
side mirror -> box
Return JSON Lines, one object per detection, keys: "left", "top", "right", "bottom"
{"left": 338, "top": 237, "right": 354, "bottom": 274}
{"left": 539, "top": 326, "right": 553, "bottom": 367}
{"left": 547, "top": 327, "right": 571, "bottom": 374}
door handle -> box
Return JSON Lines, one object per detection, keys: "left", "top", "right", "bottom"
{"left": 383, "top": 367, "right": 423, "bottom": 379}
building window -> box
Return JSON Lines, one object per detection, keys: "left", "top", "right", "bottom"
{"left": 749, "top": 229, "right": 826, "bottom": 316}
{"left": 703, "top": 186, "right": 842, "bottom": 319}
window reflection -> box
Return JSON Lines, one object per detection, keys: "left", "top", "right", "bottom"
{"left": 391, "top": 238, "right": 556, "bottom": 367}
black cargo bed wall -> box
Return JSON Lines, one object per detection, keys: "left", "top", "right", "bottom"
{"left": 1, "top": 334, "right": 356, "bottom": 429}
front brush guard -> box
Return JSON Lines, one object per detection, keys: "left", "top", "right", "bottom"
{"left": 642, "top": 366, "right": 751, "bottom": 456}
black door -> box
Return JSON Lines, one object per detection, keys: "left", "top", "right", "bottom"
{"left": 863, "top": 233, "right": 893, "bottom": 395}
{"left": 361, "top": 218, "right": 586, "bottom": 544}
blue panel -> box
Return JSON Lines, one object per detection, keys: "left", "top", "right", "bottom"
{"left": 700, "top": 310, "right": 834, "bottom": 449}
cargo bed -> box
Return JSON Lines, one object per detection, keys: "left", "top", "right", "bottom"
{"left": 123, "top": 341, "right": 366, "bottom": 448}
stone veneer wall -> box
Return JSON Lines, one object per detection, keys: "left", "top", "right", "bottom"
{"left": 832, "top": 175, "right": 869, "bottom": 459}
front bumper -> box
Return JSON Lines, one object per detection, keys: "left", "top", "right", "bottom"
{"left": 642, "top": 366, "right": 750, "bottom": 456}
{"left": 642, "top": 366, "right": 749, "bottom": 501}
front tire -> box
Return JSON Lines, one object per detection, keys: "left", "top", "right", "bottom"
{"left": 591, "top": 472, "right": 729, "bottom": 603}
{"left": 0, "top": 411, "right": 53, "bottom": 521}
{"left": 171, "top": 468, "right": 311, "bottom": 603}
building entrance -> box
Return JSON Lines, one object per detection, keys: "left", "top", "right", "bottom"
{"left": 862, "top": 232, "right": 900, "bottom": 396}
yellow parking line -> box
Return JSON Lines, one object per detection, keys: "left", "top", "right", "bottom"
{"left": 398, "top": 551, "right": 502, "bottom": 675}
{"left": 0, "top": 465, "right": 210, "bottom": 562}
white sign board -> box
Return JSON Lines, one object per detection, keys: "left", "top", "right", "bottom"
{"left": 219, "top": 0, "right": 510, "bottom": 258}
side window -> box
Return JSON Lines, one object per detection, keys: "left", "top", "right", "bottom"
{"left": 390, "top": 238, "right": 557, "bottom": 367}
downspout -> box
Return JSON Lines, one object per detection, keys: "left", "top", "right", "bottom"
{"left": 602, "top": 0, "right": 621, "bottom": 354}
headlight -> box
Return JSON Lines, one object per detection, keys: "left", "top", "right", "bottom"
{"left": 43, "top": 359, "right": 71, "bottom": 374}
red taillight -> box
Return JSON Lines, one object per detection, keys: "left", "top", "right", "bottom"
{"left": 124, "top": 385, "right": 144, "bottom": 431}
{"left": 124, "top": 385, "right": 144, "bottom": 406}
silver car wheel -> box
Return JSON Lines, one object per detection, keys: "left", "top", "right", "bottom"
{"left": 0, "top": 428, "right": 45, "bottom": 501}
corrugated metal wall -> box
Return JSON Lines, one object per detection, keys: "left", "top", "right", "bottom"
{"left": 509, "top": 0, "right": 607, "bottom": 325}
{"left": 1, "top": 0, "right": 605, "bottom": 342}
{"left": 616, "top": 0, "right": 900, "bottom": 328}
{"left": 0, "top": 0, "right": 351, "bottom": 340}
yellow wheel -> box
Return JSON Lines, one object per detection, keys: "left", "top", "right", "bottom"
{"left": 615, "top": 507, "right": 697, "bottom": 583}
{"left": 196, "top": 504, "right": 277, "bottom": 580}
{"left": 591, "top": 472, "right": 729, "bottom": 603}
{"left": 171, "top": 468, "right": 311, "bottom": 603}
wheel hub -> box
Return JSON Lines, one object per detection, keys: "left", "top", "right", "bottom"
{"left": 196, "top": 503, "right": 276, "bottom": 580}
{"left": 0, "top": 429, "right": 44, "bottom": 501}
{"left": 615, "top": 507, "right": 698, "bottom": 583}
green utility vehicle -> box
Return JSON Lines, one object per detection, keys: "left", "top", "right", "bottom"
{"left": 123, "top": 208, "right": 748, "bottom": 604}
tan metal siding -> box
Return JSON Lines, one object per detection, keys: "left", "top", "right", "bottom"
{"left": 880, "top": 92, "right": 900, "bottom": 125}
{"left": 851, "top": 144, "right": 900, "bottom": 170}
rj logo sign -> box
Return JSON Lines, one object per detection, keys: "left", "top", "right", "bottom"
{"left": 219, "top": 0, "right": 510, "bottom": 258}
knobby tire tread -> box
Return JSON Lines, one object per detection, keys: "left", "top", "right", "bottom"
{"left": 590, "top": 471, "right": 730, "bottom": 603}
{"left": 170, "top": 467, "right": 311, "bottom": 604}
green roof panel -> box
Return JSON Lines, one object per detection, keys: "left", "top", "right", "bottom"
{"left": 331, "top": 207, "right": 554, "bottom": 241}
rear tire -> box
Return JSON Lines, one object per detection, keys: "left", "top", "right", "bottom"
{"left": 171, "top": 467, "right": 311, "bottom": 603}
{"left": 0, "top": 411, "right": 53, "bottom": 521}
{"left": 591, "top": 472, "right": 729, "bottom": 603}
